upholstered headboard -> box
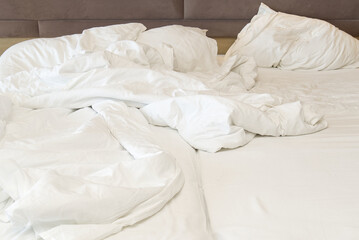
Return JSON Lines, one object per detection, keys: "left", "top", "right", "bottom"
{"left": 1, "top": 0, "right": 359, "bottom": 38}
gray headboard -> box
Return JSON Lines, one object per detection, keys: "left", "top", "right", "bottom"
{"left": 0, "top": 0, "right": 358, "bottom": 38}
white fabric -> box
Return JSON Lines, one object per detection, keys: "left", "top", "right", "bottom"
{"left": 78, "top": 23, "right": 146, "bottom": 52}
{"left": 225, "top": 3, "right": 359, "bottom": 70}
{"left": 0, "top": 107, "right": 212, "bottom": 240}
{"left": 0, "top": 35, "right": 80, "bottom": 79}
{"left": 0, "top": 47, "right": 325, "bottom": 152}
{"left": 0, "top": 24, "right": 328, "bottom": 239}
{"left": 199, "top": 67, "right": 359, "bottom": 240}
{"left": 0, "top": 101, "right": 184, "bottom": 240}
{"left": 104, "top": 126, "right": 212, "bottom": 240}
{"left": 0, "top": 23, "right": 146, "bottom": 80}
{"left": 141, "top": 94, "right": 326, "bottom": 152}
{"left": 137, "top": 25, "right": 218, "bottom": 72}
{"left": 0, "top": 95, "right": 12, "bottom": 139}
{"left": 0, "top": 95, "right": 11, "bottom": 121}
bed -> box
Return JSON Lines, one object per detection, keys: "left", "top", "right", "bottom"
{"left": 0, "top": 1, "right": 359, "bottom": 240}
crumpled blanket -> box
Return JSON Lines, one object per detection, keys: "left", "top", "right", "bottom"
{"left": 0, "top": 24, "right": 327, "bottom": 239}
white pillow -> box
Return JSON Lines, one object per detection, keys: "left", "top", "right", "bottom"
{"left": 0, "top": 23, "right": 147, "bottom": 79}
{"left": 78, "top": 23, "right": 146, "bottom": 52}
{"left": 137, "top": 25, "right": 218, "bottom": 72}
{"left": 0, "top": 35, "right": 80, "bottom": 79}
{"left": 225, "top": 3, "right": 359, "bottom": 70}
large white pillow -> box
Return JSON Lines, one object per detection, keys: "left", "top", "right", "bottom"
{"left": 78, "top": 23, "right": 146, "bottom": 52}
{"left": 0, "top": 24, "right": 147, "bottom": 79}
{"left": 137, "top": 25, "right": 218, "bottom": 72}
{"left": 225, "top": 3, "right": 359, "bottom": 70}
{"left": 0, "top": 35, "right": 80, "bottom": 79}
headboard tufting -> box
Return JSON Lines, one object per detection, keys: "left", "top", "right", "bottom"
{"left": 0, "top": 0, "right": 358, "bottom": 38}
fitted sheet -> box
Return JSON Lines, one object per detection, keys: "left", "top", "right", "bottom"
{"left": 199, "top": 68, "right": 359, "bottom": 240}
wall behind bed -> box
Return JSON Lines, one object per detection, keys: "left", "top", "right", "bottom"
{"left": 1, "top": 0, "right": 358, "bottom": 38}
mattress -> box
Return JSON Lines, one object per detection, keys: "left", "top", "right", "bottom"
{"left": 199, "top": 68, "right": 359, "bottom": 240}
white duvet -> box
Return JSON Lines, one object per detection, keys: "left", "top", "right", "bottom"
{"left": 0, "top": 24, "right": 326, "bottom": 239}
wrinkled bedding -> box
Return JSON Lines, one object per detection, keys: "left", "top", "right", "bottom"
{"left": 0, "top": 95, "right": 11, "bottom": 139}
{"left": 0, "top": 109, "right": 212, "bottom": 240}
{"left": 0, "top": 24, "right": 327, "bottom": 239}
{"left": 200, "top": 67, "right": 359, "bottom": 240}
{"left": 0, "top": 101, "right": 184, "bottom": 240}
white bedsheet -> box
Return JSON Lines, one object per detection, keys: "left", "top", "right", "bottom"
{"left": 199, "top": 68, "right": 359, "bottom": 240}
